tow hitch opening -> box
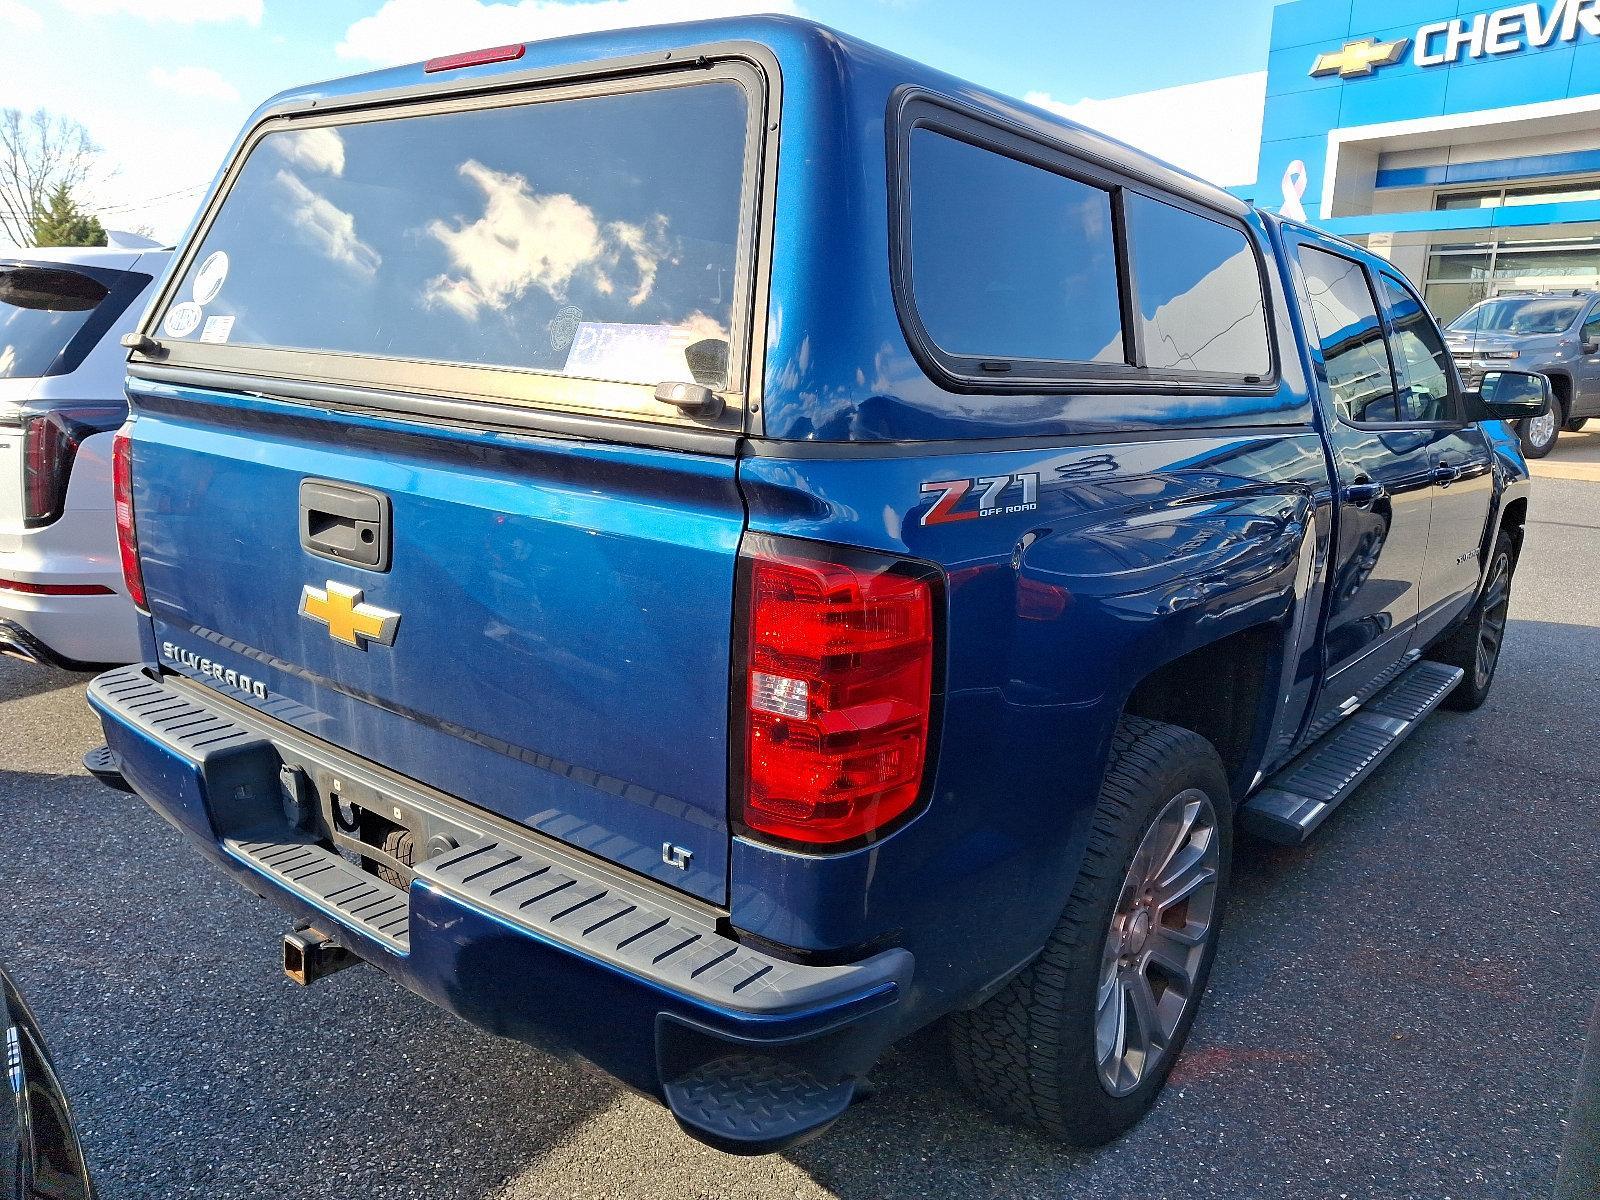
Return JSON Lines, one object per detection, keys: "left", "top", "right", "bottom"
{"left": 283, "top": 924, "right": 360, "bottom": 986}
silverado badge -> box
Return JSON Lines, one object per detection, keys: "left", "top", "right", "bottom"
{"left": 299, "top": 581, "right": 400, "bottom": 649}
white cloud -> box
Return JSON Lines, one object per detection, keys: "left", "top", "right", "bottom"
{"left": 61, "top": 0, "right": 262, "bottom": 22}
{"left": 424, "top": 159, "right": 666, "bottom": 318}
{"left": 1025, "top": 72, "right": 1267, "bottom": 189}
{"left": 272, "top": 128, "right": 346, "bottom": 177}
{"left": 338, "top": 0, "right": 800, "bottom": 65}
{"left": 275, "top": 170, "right": 381, "bottom": 277}
{"left": 149, "top": 66, "right": 241, "bottom": 104}
{"left": 0, "top": 1, "right": 42, "bottom": 31}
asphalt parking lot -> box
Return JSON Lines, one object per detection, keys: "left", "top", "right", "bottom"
{"left": 3, "top": 441, "right": 1598, "bottom": 1200}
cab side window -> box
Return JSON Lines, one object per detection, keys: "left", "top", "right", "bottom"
{"left": 1378, "top": 274, "right": 1456, "bottom": 422}
{"left": 1583, "top": 308, "right": 1600, "bottom": 345}
{"left": 1296, "top": 246, "right": 1402, "bottom": 424}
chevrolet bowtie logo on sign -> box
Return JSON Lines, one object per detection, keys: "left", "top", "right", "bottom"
{"left": 1310, "top": 36, "right": 1410, "bottom": 78}
{"left": 299, "top": 581, "right": 400, "bottom": 649}
{"left": 1310, "top": 3, "right": 1600, "bottom": 81}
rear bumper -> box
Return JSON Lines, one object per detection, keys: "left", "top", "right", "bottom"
{"left": 0, "top": 591, "right": 137, "bottom": 668}
{"left": 87, "top": 665, "right": 911, "bottom": 1154}
{"left": 0, "top": 506, "right": 138, "bottom": 666}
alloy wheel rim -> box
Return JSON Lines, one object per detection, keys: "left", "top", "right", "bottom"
{"left": 1475, "top": 552, "right": 1511, "bottom": 690}
{"left": 1527, "top": 410, "right": 1557, "bottom": 450}
{"left": 1095, "top": 788, "right": 1220, "bottom": 1097}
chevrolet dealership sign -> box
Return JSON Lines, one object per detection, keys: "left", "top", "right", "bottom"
{"left": 1311, "top": 0, "right": 1600, "bottom": 77}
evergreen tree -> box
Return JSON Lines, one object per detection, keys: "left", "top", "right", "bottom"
{"left": 29, "top": 184, "right": 106, "bottom": 248}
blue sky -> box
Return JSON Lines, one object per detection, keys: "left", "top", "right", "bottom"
{"left": 0, "top": 0, "right": 1283, "bottom": 243}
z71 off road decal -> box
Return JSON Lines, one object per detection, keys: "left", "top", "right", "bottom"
{"left": 920, "top": 473, "right": 1040, "bottom": 525}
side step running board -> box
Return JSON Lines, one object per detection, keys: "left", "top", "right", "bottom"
{"left": 1242, "top": 660, "right": 1463, "bottom": 845}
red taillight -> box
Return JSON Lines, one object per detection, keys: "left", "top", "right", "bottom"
{"left": 20, "top": 407, "right": 118, "bottom": 527}
{"left": 113, "top": 428, "right": 146, "bottom": 611}
{"left": 424, "top": 43, "right": 526, "bottom": 72}
{"left": 737, "top": 537, "right": 938, "bottom": 847}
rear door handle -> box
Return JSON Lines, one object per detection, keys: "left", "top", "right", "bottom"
{"left": 1343, "top": 479, "right": 1385, "bottom": 507}
{"left": 1433, "top": 461, "right": 1461, "bottom": 485}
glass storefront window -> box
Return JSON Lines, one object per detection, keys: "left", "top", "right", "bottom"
{"left": 1424, "top": 236, "right": 1600, "bottom": 324}
{"left": 1492, "top": 246, "right": 1600, "bottom": 287}
{"left": 1424, "top": 282, "right": 1487, "bottom": 325}
{"left": 1437, "top": 189, "right": 1501, "bottom": 211}
{"left": 1435, "top": 178, "right": 1600, "bottom": 210}
{"left": 1427, "top": 251, "right": 1492, "bottom": 282}
{"left": 1423, "top": 250, "right": 1492, "bottom": 323}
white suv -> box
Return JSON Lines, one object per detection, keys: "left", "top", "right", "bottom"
{"left": 0, "top": 244, "right": 168, "bottom": 667}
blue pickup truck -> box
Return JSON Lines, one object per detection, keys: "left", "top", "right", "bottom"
{"left": 86, "top": 17, "right": 1551, "bottom": 1154}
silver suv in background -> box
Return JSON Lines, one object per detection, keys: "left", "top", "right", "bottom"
{"left": 0, "top": 244, "right": 169, "bottom": 668}
{"left": 1445, "top": 290, "right": 1600, "bottom": 458}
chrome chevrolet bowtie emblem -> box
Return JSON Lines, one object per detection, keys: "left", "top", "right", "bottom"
{"left": 299, "top": 581, "right": 400, "bottom": 649}
{"left": 1310, "top": 37, "right": 1409, "bottom": 78}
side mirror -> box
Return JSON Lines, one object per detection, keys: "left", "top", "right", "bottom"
{"left": 1467, "top": 368, "right": 1552, "bottom": 422}
{"left": 1583, "top": 337, "right": 1600, "bottom": 355}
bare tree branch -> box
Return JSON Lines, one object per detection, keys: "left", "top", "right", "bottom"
{"left": 0, "top": 108, "right": 102, "bottom": 247}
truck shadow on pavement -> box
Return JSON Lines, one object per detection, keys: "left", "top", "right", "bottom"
{"left": 0, "top": 660, "right": 94, "bottom": 705}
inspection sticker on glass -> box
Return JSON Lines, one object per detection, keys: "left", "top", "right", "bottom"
{"left": 199, "top": 314, "right": 235, "bottom": 344}
{"left": 162, "top": 302, "right": 202, "bottom": 339}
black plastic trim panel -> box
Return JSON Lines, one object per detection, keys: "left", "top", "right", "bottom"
{"left": 230, "top": 837, "right": 412, "bottom": 950}
{"left": 1244, "top": 659, "right": 1463, "bottom": 844}
{"left": 419, "top": 836, "right": 903, "bottom": 1014}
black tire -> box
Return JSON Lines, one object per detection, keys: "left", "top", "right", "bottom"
{"left": 1519, "top": 397, "right": 1563, "bottom": 459}
{"left": 1434, "top": 531, "right": 1516, "bottom": 711}
{"left": 948, "top": 716, "right": 1232, "bottom": 1146}
{"left": 1565, "top": 416, "right": 1589, "bottom": 434}
{"left": 374, "top": 826, "right": 415, "bottom": 889}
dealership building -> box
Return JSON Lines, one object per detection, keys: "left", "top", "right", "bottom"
{"left": 1238, "top": 0, "right": 1600, "bottom": 322}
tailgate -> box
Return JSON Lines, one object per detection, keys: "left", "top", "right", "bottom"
{"left": 130, "top": 390, "right": 742, "bottom": 903}
{"left": 120, "top": 57, "right": 773, "bottom": 904}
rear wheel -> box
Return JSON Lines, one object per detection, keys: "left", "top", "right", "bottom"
{"left": 1519, "top": 398, "right": 1563, "bottom": 459}
{"left": 1435, "top": 531, "right": 1515, "bottom": 712}
{"left": 948, "top": 717, "right": 1231, "bottom": 1145}
{"left": 1565, "top": 416, "right": 1590, "bottom": 434}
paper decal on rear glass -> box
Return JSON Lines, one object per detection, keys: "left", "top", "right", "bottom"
{"left": 163, "top": 301, "right": 203, "bottom": 339}
{"left": 563, "top": 321, "right": 724, "bottom": 387}
{"left": 192, "top": 250, "right": 230, "bottom": 305}
{"left": 200, "top": 314, "right": 235, "bottom": 344}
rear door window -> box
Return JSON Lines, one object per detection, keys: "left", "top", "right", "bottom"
{"left": 0, "top": 265, "right": 111, "bottom": 379}
{"left": 148, "top": 72, "right": 758, "bottom": 422}
{"left": 1296, "top": 246, "right": 1403, "bottom": 424}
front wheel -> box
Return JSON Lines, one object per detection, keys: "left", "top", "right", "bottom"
{"left": 1434, "top": 532, "right": 1516, "bottom": 711}
{"left": 948, "top": 717, "right": 1231, "bottom": 1145}
{"left": 1519, "top": 398, "right": 1563, "bottom": 459}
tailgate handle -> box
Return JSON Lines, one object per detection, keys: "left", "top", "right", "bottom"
{"left": 299, "top": 479, "right": 391, "bottom": 571}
